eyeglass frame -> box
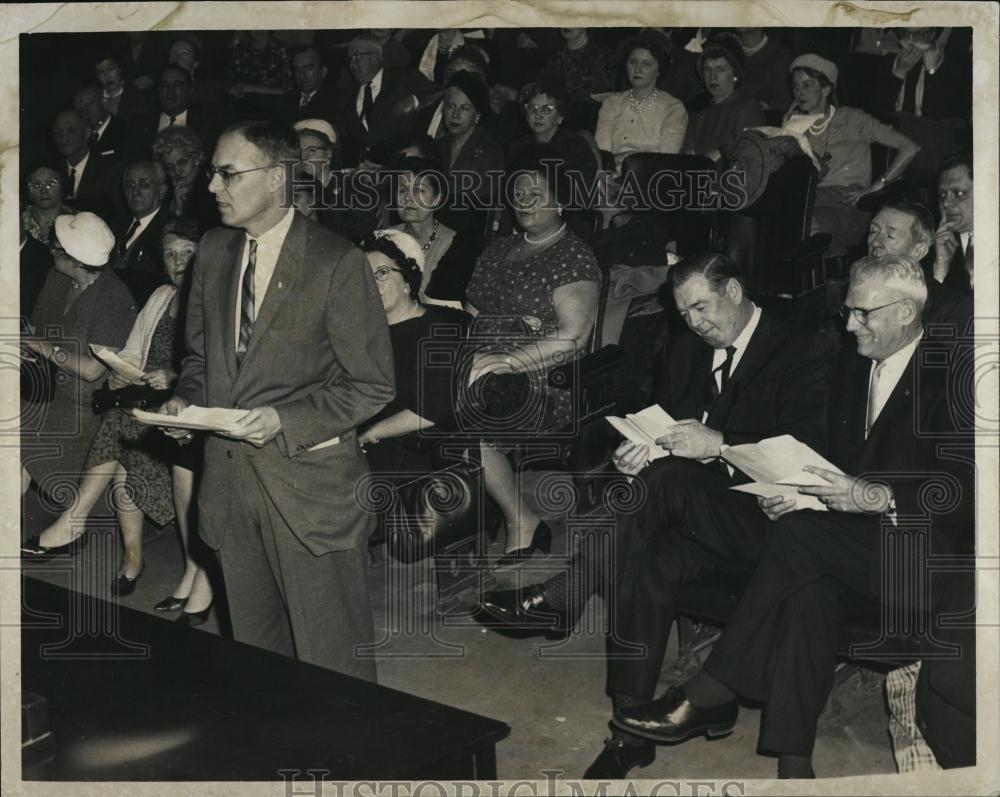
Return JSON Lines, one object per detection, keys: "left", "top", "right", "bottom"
{"left": 523, "top": 103, "right": 558, "bottom": 117}
{"left": 372, "top": 265, "right": 405, "bottom": 282}
{"left": 839, "top": 298, "right": 907, "bottom": 325}
{"left": 204, "top": 164, "right": 278, "bottom": 187}
{"left": 27, "top": 179, "right": 61, "bottom": 191}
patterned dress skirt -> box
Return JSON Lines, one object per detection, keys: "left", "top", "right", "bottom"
{"left": 83, "top": 313, "right": 180, "bottom": 527}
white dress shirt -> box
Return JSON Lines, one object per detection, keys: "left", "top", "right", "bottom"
{"left": 124, "top": 207, "right": 160, "bottom": 250}
{"left": 67, "top": 151, "right": 90, "bottom": 196}
{"left": 355, "top": 68, "right": 384, "bottom": 127}
{"left": 702, "top": 303, "right": 761, "bottom": 430}
{"left": 866, "top": 332, "right": 922, "bottom": 433}
{"left": 158, "top": 108, "right": 189, "bottom": 131}
{"left": 233, "top": 208, "right": 296, "bottom": 348}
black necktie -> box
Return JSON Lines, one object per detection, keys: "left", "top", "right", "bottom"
{"left": 167, "top": 114, "right": 177, "bottom": 127}
{"left": 237, "top": 239, "right": 258, "bottom": 367}
{"left": 433, "top": 46, "right": 450, "bottom": 84}
{"left": 88, "top": 128, "right": 99, "bottom": 148}
{"left": 704, "top": 345, "right": 737, "bottom": 415}
{"left": 299, "top": 91, "right": 314, "bottom": 112}
{"left": 362, "top": 82, "right": 374, "bottom": 128}
{"left": 119, "top": 218, "right": 141, "bottom": 256}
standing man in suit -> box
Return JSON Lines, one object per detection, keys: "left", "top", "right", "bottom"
{"left": 111, "top": 160, "right": 172, "bottom": 304}
{"left": 52, "top": 109, "right": 121, "bottom": 222}
{"left": 614, "top": 254, "right": 974, "bottom": 778}
{"left": 336, "top": 33, "right": 440, "bottom": 165}
{"left": 479, "top": 253, "right": 833, "bottom": 778}
{"left": 72, "top": 84, "right": 127, "bottom": 159}
{"left": 931, "top": 153, "right": 973, "bottom": 295}
{"left": 276, "top": 47, "right": 339, "bottom": 126}
{"left": 159, "top": 120, "right": 395, "bottom": 679}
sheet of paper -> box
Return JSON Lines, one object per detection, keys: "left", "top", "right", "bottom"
{"left": 721, "top": 435, "right": 842, "bottom": 484}
{"left": 89, "top": 345, "right": 146, "bottom": 384}
{"left": 730, "top": 482, "right": 828, "bottom": 512}
{"left": 132, "top": 405, "right": 250, "bottom": 433}
{"left": 606, "top": 404, "right": 677, "bottom": 462}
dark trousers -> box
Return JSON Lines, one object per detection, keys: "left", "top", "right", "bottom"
{"left": 703, "top": 509, "right": 887, "bottom": 755}
{"left": 214, "top": 454, "right": 377, "bottom": 682}
{"left": 607, "top": 458, "right": 769, "bottom": 702}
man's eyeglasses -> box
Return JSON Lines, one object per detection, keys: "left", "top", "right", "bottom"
{"left": 839, "top": 299, "right": 905, "bottom": 324}
{"left": 349, "top": 52, "right": 379, "bottom": 62}
{"left": 204, "top": 164, "right": 277, "bottom": 187}
{"left": 28, "top": 179, "right": 60, "bottom": 191}
{"left": 523, "top": 103, "right": 557, "bottom": 117}
{"left": 124, "top": 179, "right": 159, "bottom": 191}
{"left": 372, "top": 266, "right": 404, "bottom": 282}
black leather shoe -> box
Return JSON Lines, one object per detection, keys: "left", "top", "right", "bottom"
{"left": 478, "top": 583, "right": 570, "bottom": 636}
{"left": 582, "top": 725, "right": 655, "bottom": 779}
{"left": 175, "top": 607, "right": 210, "bottom": 627}
{"left": 613, "top": 684, "right": 738, "bottom": 743}
{"left": 154, "top": 595, "right": 188, "bottom": 612}
{"left": 492, "top": 521, "right": 552, "bottom": 569}
{"left": 21, "top": 534, "right": 87, "bottom": 561}
{"left": 111, "top": 562, "right": 146, "bottom": 597}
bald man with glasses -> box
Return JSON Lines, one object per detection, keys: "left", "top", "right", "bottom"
{"left": 614, "top": 254, "right": 975, "bottom": 779}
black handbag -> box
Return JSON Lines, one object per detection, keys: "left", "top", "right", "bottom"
{"left": 91, "top": 384, "right": 173, "bottom": 414}
{"left": 385, "top": 459, "right": 484, "bottom": 564}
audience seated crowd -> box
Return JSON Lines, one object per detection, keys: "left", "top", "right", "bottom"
{"left": 18, "top": 25, "right": 978, "bottom": 781}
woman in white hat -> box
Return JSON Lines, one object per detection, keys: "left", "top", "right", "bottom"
{"left": 356, "top": 228, "right": 463, "bottom": 475}
{"left": 785, "top": 53, "right": 921, "bottom": 252}
{"left": 20, "top": 212, "right": 137, "bottom": 552}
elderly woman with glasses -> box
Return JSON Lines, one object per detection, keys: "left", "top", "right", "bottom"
{"left": 20, "top": 213, "right": 137, "bottom": 552}
{"left": 151, "top": 125, "right": 219, "bottom": 228}
{"left": 356, "top": 229, "right": 462, "bottom": 474}
{"left": 22, "top": 163, "right": 74, "bottom": 245}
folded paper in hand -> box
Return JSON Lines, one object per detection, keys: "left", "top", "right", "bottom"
{"left": 132, "top": 405, "right": 249, "bottom": 433}
{"left": 723, "top": 435, "right": 843, "bottom": 512}
{"left": 90, "top": 345, "right": 146, "bottom": 384}
{"left": 606, "top": 404, "right": 678, "bottom": 463}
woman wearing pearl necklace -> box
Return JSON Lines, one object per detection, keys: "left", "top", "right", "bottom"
{"left": 463, "top": 161, "right": 601, "bottom": 568}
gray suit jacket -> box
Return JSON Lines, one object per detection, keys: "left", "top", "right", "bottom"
{"left": 173, "top": 212, "right": 395, "bottom": 554}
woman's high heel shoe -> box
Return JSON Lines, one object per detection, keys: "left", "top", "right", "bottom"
{"left": 175, "top": 607, "right": 211, "bottom": 627}
{"left": 111, "top": 561, "right": 146, "bottom": 597}
{"left": 21, "top": 533, "right": 88, "bottom": 561}
{"left": 492, "top": 521, "right": 553, "bottom": 569}
{"left": 154, "top": 595, "right": 188, "bottom": 612}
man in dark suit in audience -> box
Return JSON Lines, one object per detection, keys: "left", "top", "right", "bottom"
{"left": 335, "top": 33, "right": 440, "bottom": 165}
{"left": 614, "top": 254, "right": 974, "bottom": 779}
{"left": 53, "top": 109, "right": 121, "bottom": 222}
{"left": 72, "top": 83, "right": 129, "bottom": 159}
{"left": 137, "top": 65, "right": 220, "bottom": 156}
{"left": 479, "top": 253, "right": 834, "bottom": 778}
{"left": 110, "top": 160, "right": 172, "bottom": 304}
{"left": 276, "top": 47, "right": 339, "bottom": 126}
{"left": 930, "top": 153, "right": 973, "bottom": 296}
{"left": 867, "top": 198, "right": 972, "bottom": 333}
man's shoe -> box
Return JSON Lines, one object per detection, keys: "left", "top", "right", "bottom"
{"left": 582, "top": 725, "right": 655, "bottom": 779}
{"left": 612, "top": 685, "right": 738, "bottom": 743}
{"left": 477, "top": 583, "right": 569, "bottom": 636}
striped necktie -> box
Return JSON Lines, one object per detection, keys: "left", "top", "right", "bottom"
{"left": 236, "top": 239, "right": 258, "bottom": 367}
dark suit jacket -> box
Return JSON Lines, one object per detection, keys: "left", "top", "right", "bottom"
{"left": 275, "top": 82, "right": 340, "bottom": 126}
{"left": 135, "top": 104, "right": 223, "bottom": 158}
{"left": 110, "top": 204, "right": 172, "bottom": 304}
{"left": 172, "top": 212, "right": 395, "bottom": 555}
{"left": 925, "top": 278, "right": 973, "bottom": 336}
{"left": 67, "top": 151, "right": 123, "bottom": 223}
{"left": 113, "top": 83, "right": 156, "bottom": 121}
{"left": 942, "top": 241, "right": 973, "bottom": 296}
{"left": 827, "top": 339, "right": 974, "bottom": 554}
{"left": 436, "top": 126, "right": 505, "bottom": 235}
{"left": 653, "top": 310, "right": 834, "bottom": 470}
{"left": 336, "top": 67, "right": 440, "bottom": 162}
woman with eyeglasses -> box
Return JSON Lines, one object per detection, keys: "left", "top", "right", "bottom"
{"left": 22, "top": 163, "right": 74, "bottom": 245}
{"left": 23, "top": 218, "right": 215, "bottom": 622}
{"left": 152, "top": 125, "right": 219, "bottom": 229}
{"left": 508, "top": 76, "right": 600, "bottom": 198}
{"left": 20, "top": 212, "right": 137, "bottom": 555}
{"left": 595, "top": 34, "right": 688, "bottom": 170}
{"left": 356, "top": 229, "right": 462, "bottom": 474}
{"left": 462, "top": 160, "right": 600, "bottom": 568}
{"left": 435, "top": 70, "right": 505, "bottom": 235}
{"left": 784, "top": 53, "right": 920, "bottom": 252}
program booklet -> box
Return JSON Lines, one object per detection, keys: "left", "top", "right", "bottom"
{"left": 605, "top": 404, "right": 678, "bottom": 463}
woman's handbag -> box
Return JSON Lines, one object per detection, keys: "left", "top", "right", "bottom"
{"left": 385, "top": 459, "right": 484, "bottom": 564}
{"left": 91, "top": 384, "right": 173, "bottom": 414}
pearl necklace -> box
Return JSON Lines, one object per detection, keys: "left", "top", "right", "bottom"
{"left": 807, "top": 106, "right": 836, "bottom": 136}
{"left": 407, "top": 218, "right": 439, "bottom": 253}
{"left": 524, "top": 223, "right": 566, "bottom": 246}
{"left": 628, "top": 88, "right": 659, "bottom": 114}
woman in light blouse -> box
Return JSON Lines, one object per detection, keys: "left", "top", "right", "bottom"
{"left": 595, "top": 34, "right": 688, "bottom": 170}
